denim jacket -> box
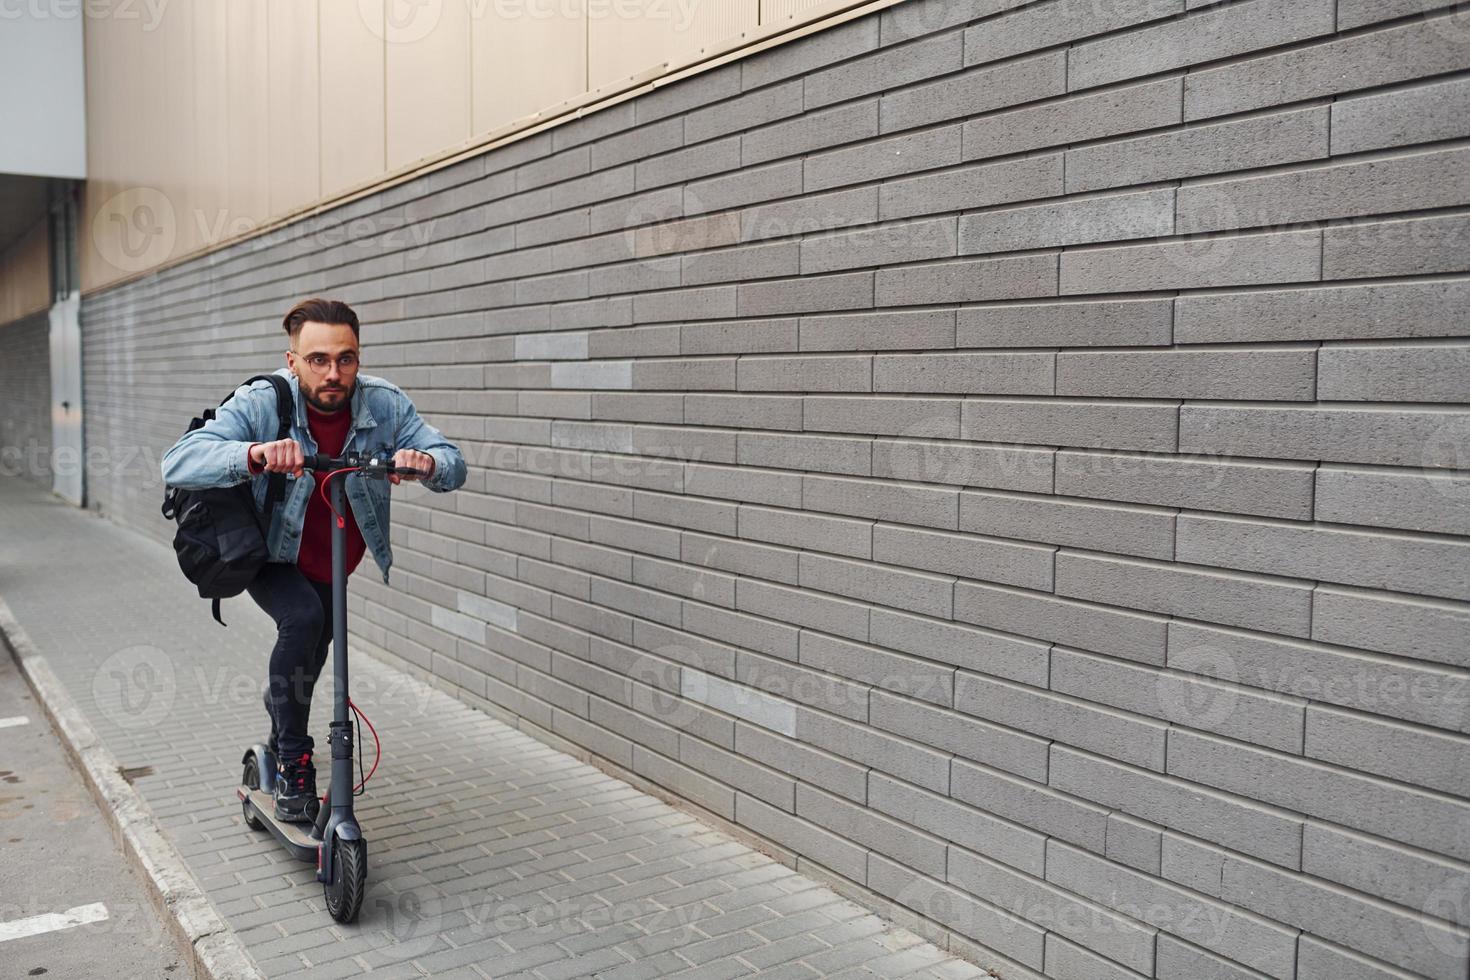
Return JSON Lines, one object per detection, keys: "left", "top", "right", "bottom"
{"left": 160, "top": 368, "right": 467, "bottom": 584}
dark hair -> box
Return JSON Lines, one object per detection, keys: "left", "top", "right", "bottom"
{"left": 282, "top": 298, "right": 360, "bottom": 341}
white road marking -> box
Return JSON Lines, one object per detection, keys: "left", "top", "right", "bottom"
{"left": 0, "top": 716, "right": 30, "bottom": 729}
{"left": 0, "top": 903, "right": 110, "bottom": 944}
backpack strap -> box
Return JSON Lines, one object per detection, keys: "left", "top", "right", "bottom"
{"left": 212, "top": 597, "right": 227, "bottom": 627}
{"left": 235, "top": 374, "right": 296, "bottom": 527}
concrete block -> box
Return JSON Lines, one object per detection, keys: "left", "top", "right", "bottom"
{"left": 962, "top": 397, "right": 1179, "bottom": 453}
{"left": 737, "top": 271, "right": 875, "bottom": 317}
{"left": 875, "top": 254, "right": 1058, "bottom": 306}
{"left": 1303, "top": 821, "right": 1470, "bottom": 928}
{"left": 682, "top": 317, "right": 799, "bottom": 355}
{"left": 870, "top": 690, "right": 1050, "bottom": 782}
{"left": 1220, "top": 850, "right": 1468, "bottom": 980}
{"left": 872, "top": 521, "right": 1055, "bottom": 592}
{"left": 1312, "top": 586, "right": 1470, "bottom": 670}
{"left": 737, "top": 354, "right": 873, "bottom": 393}
{"left": 804, "top": 125, "right": 962, "bottom": 193}
{"left": 1305, "top": 703, "right": 1470, "bottom": 795}
{"left": 804, "top": 30, "right": 963, "bottom": 110}
{"left": 682, "top": 668, "right": 798, "bottom": 736}
{"left": 686, "top": 393, "right": 803, "bottom": 430}
{"left": 801, "top": 216, "right": 957, "bottom": 275}
{"left": 800, "top": 309, "right": 957, "bottom": 352}
{"left": 1324, "top": 214, "right": 1470, "bottom": 281}
{"left": 1167, "top": 727, "right": 1470, "bottom": 862}
{"left": 1179, "top": 405, "right": 1470, "bottom": 468}
{"left": 1055, "top": 550, "right": 1314, "bottom": 637}
{"left": 738, "top": 503, "right": 874, "bottom": 560}
{"left": 879, "top": 50, "right": 1065, "bottom": 133}
{"left": 963, "top": 77, "right": 1182, "bottom": 160}
{"left": 1058, "top": 347, "right": 1316, "bottom": 400}
{"left": 959, "top": 490, "right": 1175, "bottom": 561}
{"left": 1184, "top": 13, "right": 1470, "bottom": 119}
{"left": 1331, "top": 75, "right": 1470, "bottom": 154}
{"left": 1175, "top": 280, "right": 1470, "bottom": 343}
{"left": 872, "top": 438, "right": 1054, "bottom": 494}
{"left": 952, "top": 758, "right": 1110, "bottom": 853}
{"left": 870, "top": 772, "right": 1047, "bottom": 875}
{"left": 1044, "top": 935, "right": 1148, "bottom": 980}
{"left": 880, "top": 153, "right": 1063, "bottom": 221}
{"left": 957, "top": 670, "right": 1169, "bottom": 770}
{"left": 1105, "top": 813, "right": 1162, "bottom": 876}
{"left": 735, "top": 722, "right": 867, "bottom": 803}
{"left": 740, "top": 185, "right": 878, "bottom": 244}
{"left": 1069, "top": 0, "right": 1334, "bottom": 90}
{"left": 1048, "top": 841, "right": 1299, "bottom": 979}
{"left": 962, "top": 0, "right": 1183, "bottom": 67}
{"left": 947, "top": 846, "right": 1157, "bottom": 975}
{"left": 802, "top": 471, "right": 959, "bottom": 530}
{"left": 955, "top": 579, "right": 1168, "bottom": 665}
{"left": 956, "top": 297, "right": 1173, "bottom": 348}
{"left": 1051, "top": 745, "right": 1304, "bottom": 867}
{"left": 737, "top": 430, "right": 871, "bottom": 476}
{"left": 736, "top": 578, "right": 870, "bottom": 642}
{"left": 1061, "top": 229, "right": 1322, "bottom": 294}
{"left": 873, "top": 351, "right": 1054, "bottom": 396}
{"left": 1168, "top": 619, "right": 1470, "bottom": 733}
{"left": 800, "top": 630, "right": 953, "bottom": 707}
{"left": 870, "top": 607, "right": 1051, "bottom": 688}
{"left": 684, "top": 78, "right": 804, "bottom": 145}
{"left": 798, "top": 551, "right": 954, "bottom": 619}
{"left": 1178, "top": 512, "right": 1470, "bottom": 602}
{"left": 741, "top": 16, "right": 877, "bottom": 90}
{"left": 804, "top": 395, "right": 961, "bottom": 440}
{"left": 796, "top": 784, "right": 947, "bottom": 877}
{"left": 1321, "top": 342, "right": 1470, "bottom": 404}
{"left": 1064, "top": 105, "right": 1329, "bottom": 193}
{"left": 960, "top": 188, "right": 1175, "bottom": 254}
{"left": 1315, "top": 464, "right": 1470, "bottom": 537}
{"left": 742, "top": 100, "right": 880, "bottom": 167}
{"left": 1055, "top": 450, "right": 1314, "bottom": 521}
{"left": 1297, "top": 935, "right": 1422, "bottom": 980}
{"left": 798, "top": 708, "right": 951, "bottom": 793}
{"left": 1178, "top": 146, "right": 1470, "bottom": 234}
{"left": 1052, "top": 646, "right": 1306, "bottom": 752}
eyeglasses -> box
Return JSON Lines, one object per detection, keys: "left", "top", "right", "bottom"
{"left": 292, "top": 350, "right": 360, "bottom": 374}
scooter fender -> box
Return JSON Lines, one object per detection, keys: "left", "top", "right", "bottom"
{"left": 316, "top": 814, "right": 364, "bottom": 883}
{"left": 241, "top": 744, "right": 276, "bottom": 793}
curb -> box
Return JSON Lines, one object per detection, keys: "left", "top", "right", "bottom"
{"left": 0, "top": 594, "right": 264, "bottom": 980}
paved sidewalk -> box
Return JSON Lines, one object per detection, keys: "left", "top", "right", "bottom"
{"left": 0, "top": 475, "right": 982, "bottom": 980}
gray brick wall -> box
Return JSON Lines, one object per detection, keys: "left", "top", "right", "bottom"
{"left": 0, "top": 309, "right": 53, "bottom": 491}
{"left": 26, "top": 1, "right": 1470, "bottom": 976}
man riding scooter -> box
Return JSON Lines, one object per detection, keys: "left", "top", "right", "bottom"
{"left": 160, "top": 298, "right": 467, "bottom": 823}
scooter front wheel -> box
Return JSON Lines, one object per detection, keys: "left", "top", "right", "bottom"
{"left": 323, "top": 836, "right": 367, "bottom": 923}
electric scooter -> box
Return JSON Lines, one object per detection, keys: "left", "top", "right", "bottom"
{"left": 237, "top": 449, "right": 424, "bottom": 923}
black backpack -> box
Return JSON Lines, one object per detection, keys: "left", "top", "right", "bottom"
{"left": 161, "top": 374, "right": 294, "bottom": 626}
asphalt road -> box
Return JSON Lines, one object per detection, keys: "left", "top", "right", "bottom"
{"left": 0, "top": 651, "right": 189, "bottom": 980}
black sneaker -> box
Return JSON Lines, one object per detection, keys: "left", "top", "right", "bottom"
{"left": 273, "top": 750, "right": 317, "bottom": 824}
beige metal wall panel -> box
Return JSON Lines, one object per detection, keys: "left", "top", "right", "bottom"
{"left": 227, "top": 0, "right": 272, "bottom": 234}
{"left": 589, "top": 0, "right": 757, "bottom": 91}
{"left": 158, "top": 4, "right": 197, "bottom": 258}
{"left": 385, "top": 0, "right": 472, "bottom": 171}
{"left": 471, "top": 0, "right": 587, "bottom": 135}
{"left": 759, "top": 0, "right": 848, "bottom": 28}
{"left": 0, "top": 221, "right": 50, "bottom": 326}
{"left": 191, "top": 3, "right": 232, "bottom": 260}
{"left": 268, "top": 0, "right": 323, "bottom": 220}
{"left": 321, "top": 0, "right": 387, "bottom": 198}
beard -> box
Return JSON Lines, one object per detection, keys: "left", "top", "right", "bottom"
{"left": 302, "top": 378, "right": 352, "bottom": 413}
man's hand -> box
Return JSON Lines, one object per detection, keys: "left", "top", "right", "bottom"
{"left": 250, "top": 439, "right": 305, "bottom": 477}
{"left": 391, "top": 448, "right": 435, "bottom": 485}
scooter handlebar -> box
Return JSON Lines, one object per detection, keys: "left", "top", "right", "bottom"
{"left": 303, "top": 451, "right": 427, "bottom": 478}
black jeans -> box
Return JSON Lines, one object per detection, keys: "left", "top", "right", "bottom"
{"left": 246, "top": 562, "right": 334, "bottom": 762}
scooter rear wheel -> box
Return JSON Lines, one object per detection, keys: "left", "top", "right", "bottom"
{"left": 324, "top": 836, "right": 367, "bottom": 923}
{"left": 241, "top": 757, "right": 265, "bottom": 831}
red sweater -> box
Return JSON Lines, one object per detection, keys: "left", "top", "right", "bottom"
{"left": 249, "top": 402, "right": 366, "bottom": 583}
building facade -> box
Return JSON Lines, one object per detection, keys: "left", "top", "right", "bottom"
{"left": 4, "top": 2, "right": 1470, "bottom": 978}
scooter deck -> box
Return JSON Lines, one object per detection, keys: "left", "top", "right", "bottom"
{"left": 239, "top": 787, "right": 322, "bottom": 863}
